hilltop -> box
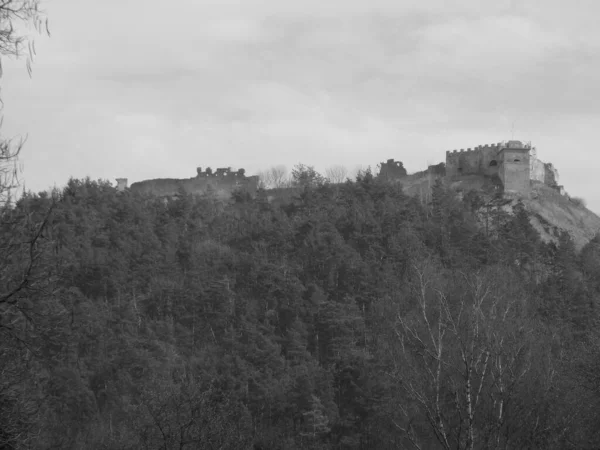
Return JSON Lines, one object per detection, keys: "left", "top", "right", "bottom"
{"left": 399, "top": 174, "right": 600, "bottom": 250}
{"left": 113, "top": 140, "right": 600, "bottom": 250}
{"left": 383, "top": 140, "right": 600, "bottom": 250}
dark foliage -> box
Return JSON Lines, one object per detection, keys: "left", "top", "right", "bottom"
{"left": 1, "top": 174, "right": 599, "bottom": 449}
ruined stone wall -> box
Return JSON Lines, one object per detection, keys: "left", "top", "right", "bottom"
{"left": 129, "top": 167, "right": 259, "bottom": 199}
{"left": 402, "top": 163, "right": 446, "bottom": 183}
{"left": 530, "top": 158, "right": 546, "bottom": 184}
{"left": 378, "top": 159, "right": 408, "bottom": 180}
{"left": 130, "top": 178, "right": 183, "bottom": 196}
{"left": 544, "top": 163, "right": 559, "bottom": 186}
{"left": 530, "top": 154, "right": 559, "bottom": 187}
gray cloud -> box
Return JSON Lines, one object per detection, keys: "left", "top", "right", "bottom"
{"left": 1, "top": 0, "right": 599, "bottom": 212}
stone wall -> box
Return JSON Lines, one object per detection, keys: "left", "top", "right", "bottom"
{"left": 446, "top": 148, "right": 481, "bottom": 177}
{"left": 130, "top": 178, "right": 185, "bottom": 196}
{"left": 498, "top": 148, "right": 531, "bottom": 193}
{"left": 129, "top": 167, "right": 259, "bottom": 199}
{"left": 378, "top": 159, "right": 408, "bottom": 180}
{"left": 402, "top": 163, "right": 446, "bottom": 183}
{"left": 445, "top": 143, "right": 503, "bottom": 178}
{"left": 545, "top": 163, "right": 559, "bottom": 186}
{"left": 445, "top": 140, "right": 562, "bottom": 195}
{"left": 530, "top": 153, "right": 559, "bottom": 187}
{"left": 377, "top": 160, "right": 445, "bottom": 185}
{"left": 382, "top": 140, "right": 557, "bottom": 197}
{"left": 530, "top": 158, "right": 546, "bottom": 184}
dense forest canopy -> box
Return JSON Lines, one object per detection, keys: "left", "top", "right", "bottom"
{"left": 1, "top": 4, "right": 600, "bottom": 448}
{"left": 2, "top": 170, "right": 600, "bottom": 449}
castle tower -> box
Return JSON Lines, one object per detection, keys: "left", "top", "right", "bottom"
{"left": 498, "top": 141, "right": 531, "bottom": 193}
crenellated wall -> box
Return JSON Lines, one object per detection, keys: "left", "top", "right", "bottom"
{"left": 443, "top": 140, "right": 562, "bottom": 195}
{"left": 445, "top": 143, "right": 505, "bottom": 178}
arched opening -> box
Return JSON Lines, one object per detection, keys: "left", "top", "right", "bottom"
{"left": 489, "top": 160, "right": 498, "bottom": 167}
{"left": 458, "top": 167, "right": 463, "bottom": 173}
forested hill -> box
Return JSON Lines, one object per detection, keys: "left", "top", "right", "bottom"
{"left": 3, "top": 172, "right": 600, "bottom": 449}
{"left": 401, "top": 172, "right": 600, "bottom": 251}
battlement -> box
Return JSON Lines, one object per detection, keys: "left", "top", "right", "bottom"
{"left": 445, "top": 141, "right": 533, "bottom": 156}
{"left": 196, "top": 167, "right": 247, "bottom": 178}
{"left": 446, "top": 144, "right": 500, "bottom": 156}
{"left": 444, "top": 139, "right": 556, "bottom": 195}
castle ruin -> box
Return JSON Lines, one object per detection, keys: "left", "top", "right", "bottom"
{"left": 445, "top": 140, "right": 559, "bottom": 193}
{"left": 378, "top": 159, "right": 408, "bottom": 181}
{"left": 125, "top": 166, "right": 259, "bottom": 199}
{"left": 379, "top": 140, "right": 560, "bottom": 195}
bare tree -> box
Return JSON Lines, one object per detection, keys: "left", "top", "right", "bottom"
{"left": 0, "top": 135, "right": 22, "bottom": 207}
{"left": 0, "top": 0, "right": 53, "bottom": 299}
{"left": 0, "top": 2, "right": 50, "bottom": 447}
{"left": 0, "top": 1, "right": 48, "bottom": 71}
{"left": 258, "top": 165, "right": 290, "bottom": 189}
{"left": 0, "top": 0, "right": 49, "bottom": 207}
{"left": 394, "top": 261, "right": 551, "bottom": 450}
{"left": 270, "top": 165, "right": 289, "bottom": 188}
{"left": 325, "top": 165, "right": 348, "bottom": 184}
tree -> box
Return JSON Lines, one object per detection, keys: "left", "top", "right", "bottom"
{"left": 0, "top": 2, "right": 50, "bottom": 446}
{"left": 0, "top": 0, "right": 49, "bottom": 206}
{"left": 0, "top": 137, "right": 21, "bottom": 207}
{"left": 326, "top": 165, "right": 348, "bottom": 184}
{"left": 292, "top": 163, "right": 327, "bottom": 189}
{"left": 394, "top": 260, "right": 555, "bottom": 449}
{"left": 258, "top": 165, "right": 290, "bottom": 189}
{"left": 0, "top": 192, "right": 58, "bottom": 448}
{"left": 127, "top": 374, "right": 253, "bottom": 449}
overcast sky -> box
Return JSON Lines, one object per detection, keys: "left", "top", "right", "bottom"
{"left": 2, "top": 0, "right": 600, "bottom": 212}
